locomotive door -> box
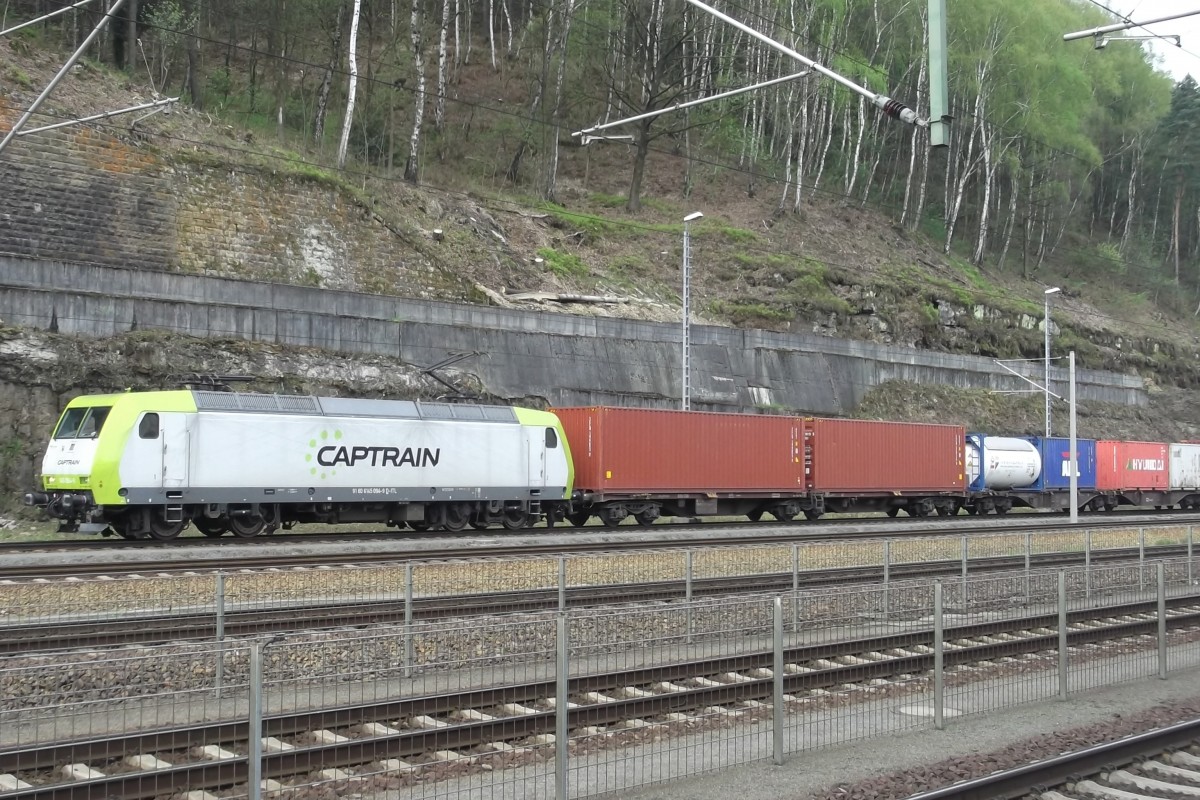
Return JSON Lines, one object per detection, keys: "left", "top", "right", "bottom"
{"left": 526, "top": 427, "right": 546, "bottom": 487}
{"left": 159, "top": 412, "right": 191, "bottom": 488}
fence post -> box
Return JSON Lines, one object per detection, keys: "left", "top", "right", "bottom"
{"left": 404, "top": 563, "right": 414, "bottom": 679}
{"left": 960, "top": 536, "right": 968, "bottom": 605}
{"left": 1189, "top": 525, "right": 1195, "bottom": 586}
{"left": 1139, "top": 527, "right": 1146, "bottom": 593}
{"left": 556, "top": 613, "right": 569, "bottom": 800}
{"left": 1084, "top": 529, "right": 1092, "bottom": 601}
{"left": 215, "top": 571, "right": 226, "bottom": 695}
{"left": 1024, "top": 532, "right": 1032, "bottom": 606}
{"left": 934, "top": 581, "right": 944, "bottom": 731}
{"left": 883, "top": 539, "right": 891, "bottom": 617}
{"left": 558, "top": 556, "right": 567, "bottom": 612}
{"left": 1158, "top": 562, "right": 1167, "bottom": 680}
{"left": 248, "top": 641, "right": 263, "bottom": 800}
{"left": 685, "top": 550, "right": 694, "bottom": 644}
{"left": 1058, "top": 570, "right": 1068, "bottom": 700}
{"left": 791, "top": 544, "right": 800, "bottom": 634}
{"left": 773, "top": 596, "right": 784, "bottom": 765}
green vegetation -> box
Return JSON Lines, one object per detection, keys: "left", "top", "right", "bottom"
{"left": 537, "top": 247, "right": 589, "bottom": 278}
{"left": 4, "top": 65, "right": 32, "bottom": 89}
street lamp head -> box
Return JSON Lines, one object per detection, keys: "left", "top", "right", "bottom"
{"left": 684, "top": 211, "right": 704, "bottom": 222}
{"left": 1044, "top": 286, "right": 1061, "bottom": 295}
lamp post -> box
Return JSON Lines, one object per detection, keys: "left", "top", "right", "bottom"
{"left": 682, "top": 211, "right": 703, "bottom": 410}
{"left": 1043, "top": 286, "right": 1061, "bottom": 438}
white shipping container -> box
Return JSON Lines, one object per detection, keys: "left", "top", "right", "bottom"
{"left": 1170, "top": 443, "right": 1200, "bottom": 490}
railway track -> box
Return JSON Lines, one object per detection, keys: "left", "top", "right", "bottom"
{"left": 0, "top": 545, "right": 1188, "bottom": 654}
{"left": 4, "top": 593, "right": 1199, "bottom": 799}
{"left": 905, "top": 717, "right": 1200, "bottom": 800}
{"left": 1, "top": 515, "right": 1193, "bottom": 581}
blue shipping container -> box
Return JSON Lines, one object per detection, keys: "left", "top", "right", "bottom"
{"left": 1020, "top": 436, "right": 1097, "bottom": 491}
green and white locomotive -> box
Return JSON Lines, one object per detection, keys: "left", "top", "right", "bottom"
{"left": 25, "top": 390, "right": 573, "bottom": 539}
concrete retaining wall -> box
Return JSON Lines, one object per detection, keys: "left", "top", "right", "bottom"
{"left": 0, "top": 256, "right": 1146, "bottom": 411}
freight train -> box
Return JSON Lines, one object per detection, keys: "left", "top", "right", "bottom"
{"left": 22, "top": 390, "right": 1200, "bottom": 539}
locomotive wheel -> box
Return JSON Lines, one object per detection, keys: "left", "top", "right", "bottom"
{"left": 228, "top": 515, "right": 266, "bottom": 538}
{"left": 803, "top": 509, "right": 822, "bottom": 521}
{"left": 147, "top": 511, "right": 186, "bottom": 541}
{"left": 501, "top": 510, "right": 529, "bottom": 531}
{"left": 994, "top": 505, "right": 1010, "bottom": 515}
{"left": 566, "top": 511, "right": 590, "bottom": 528}
{"left": 193, "top": 517, "right": 228, "bottom": 538}
{"left": 442, "top": 504, "right": 470, "bottom": 532}
{"left": 469, "top": 518, "right": 491, "bottom": 530}
{"left": 409, "top": 520, "right": 433, "bottom": 532}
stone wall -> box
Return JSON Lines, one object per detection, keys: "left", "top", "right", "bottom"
{"left": 0, "top": 119, "right": 445, "bottom": 296}
{"left": 0, "top": 257, "right": 1146, "bottom": 413}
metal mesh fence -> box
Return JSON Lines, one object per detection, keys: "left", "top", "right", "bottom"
{"left": 3, "top": 546, "right": 1200, "bottom": 799}
{"left": 2, "top": 527, "right": 1191, "bottom": 656}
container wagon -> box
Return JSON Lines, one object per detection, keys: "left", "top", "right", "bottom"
{"left": 553, "top": 406, "right": 808, "bottom": 525}
{"left": 807, "top": 418, "right": 966, "bottom": 518}
{"left": 1095, "top": 440, "right": 1170, "bottom": 510}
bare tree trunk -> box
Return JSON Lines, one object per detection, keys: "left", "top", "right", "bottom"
{"left": 1120, "top": 145, "right": 1140, "bottom": 254}
{"left": 996, "top": 171, "right": 1019, "bottom": 270}
{"left": 314, "top": 0, "right": 346, "bottom": 148}
{"left": 185, "top": 0, "right": 203, "bottom": 109}
{"left": 405, "top": 0, "right": 427, "bottom": 182}
{"left": 1173, "top": 176, "right": 1184, "bottom": 285}
{"left": 435, "top": 0, "right": 450, "bottom": 130}
{"left": 489, "top": 0, "right": 496, "bottom": 68}
{"left": 336, "top": 0, "right": 363, "bottom": 169}
{"left": 544, "top": 0, "right": 577, "bottom": 202}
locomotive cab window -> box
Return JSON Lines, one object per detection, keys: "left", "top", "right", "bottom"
{"left": 545, "top": 428, "right": 558, "bottom": 448}
{"left": 139, "top": 413, "right": 160, "bottom": 439}
{"left": 54, "top": 406, "right": 112, "bottom": 439}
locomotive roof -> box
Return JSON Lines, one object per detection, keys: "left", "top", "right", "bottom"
{"left": 191, "top": 391, "right": 520, "bottom": 422}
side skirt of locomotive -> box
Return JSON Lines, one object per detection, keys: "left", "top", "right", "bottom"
{"left": 27, "top": 490, "right": 569, "bottom": 540}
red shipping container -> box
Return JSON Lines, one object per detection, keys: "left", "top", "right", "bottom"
{"left": 808, "top": 418, "right": 966, "bottom": 494}
{"left": 1095, "top": 440, "right": 1169, "bottom": 490}
{"left": 552, "top": 406, "right": 806, "bottom": 494}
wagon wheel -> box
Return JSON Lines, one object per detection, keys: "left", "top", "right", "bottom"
{"left": 193, "top": 517, "right": 228, "bottom": 538}
{"left": 746, "top": 510, "right": 764, "bottom": 522}
{"left": 566, "top": 511, "right": 591, "bottom": 528}
{"left": 936, "top": 506, "right": 952, "bottom": 517}
{"left": 994, "top": 505, "right": 1010, "bottom": 515}
{"left": 147, "top": 510, "right": 186, "bottom": 541}
{"left": 501, "top": 510, "right": 529, "bottom": 531}
{"left": 771, "top": 508, "right": 795, "bottom": 522}
{"left": 634, "top": 509, "right": 659, "bottom": 527}
{"left": 598, "top": 506, "right": 628, "bottom": 527}
{"left": 803, "top": 509, "right": 822, "bottom": 521}
{"left": 964, "top": 505, "right": 979, "bottom": 516}
{"left": 886, "top": 508, "right": 900, "bottom": 518}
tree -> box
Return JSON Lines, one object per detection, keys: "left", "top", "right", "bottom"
{"left": 336, "top": 0, "right": 363, "bottom": 169}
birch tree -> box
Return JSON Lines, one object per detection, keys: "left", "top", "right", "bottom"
{"left": 335, "top": 0, "right": 362, "bottom": 169}
{"left": 404, "top": 0, "right": 427, "bottom": 182}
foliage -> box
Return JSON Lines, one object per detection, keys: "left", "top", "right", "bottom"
{"left": 537, "top": 248, "right": 590, "bottom": 278}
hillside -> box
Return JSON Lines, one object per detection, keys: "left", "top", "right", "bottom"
{"left": 7, "top": 6, "right": 1200, "bottom": 512}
